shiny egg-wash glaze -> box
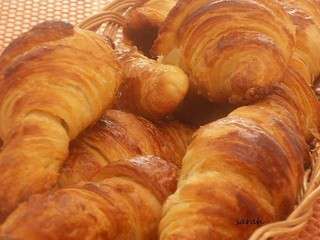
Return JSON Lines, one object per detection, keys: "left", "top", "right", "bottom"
{"left": 152, "top": 0, "right": 297, "bottom": 103}
{"left": 0, "top": 109, "right": 192, "bottom": 239}
{"left": 0, "top": 21, "right": 122, "bottom": 220}
{"left": 159, "top": 64, "right": 319, "bottom": 240}
{"left": 152, "top": 0, "right": 320, "bottom": 102}
{"left": 113, "top": 26, "right": 189, "bottom": 120}
{"left": 59, "top": 110, "right": 193, "bottom": 186}
{"left": 157, "top": 0, "right": 320, "bottom": 239}
{"left": 3, "top": 1, "right": 319, "bottom": 239}
{"left": 114, "top": 43, "right": 189, "bottom": 120}
{"left": 0, "top": 156, "right": 178, "bottom": 240}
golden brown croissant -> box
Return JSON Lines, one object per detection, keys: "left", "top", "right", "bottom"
{"left": 59, "top": 109, "right": 193, "bottom": 186}
{"left": 280, "top": 0, "right": 320, "bottom": 84}
{"left": 0, "top": 22, "right": 74, "bottom": 74}
{"left": 152, "top": 0, "right": 296, "bottom": 104}
{"left": 0, "top": 156, "right": 178, "bottom": 240}
{"left": 109, "top": 27, "right": 189, "bottom": 120}
{"left": 158, "top": 51, "right": 320, "bottom": 239}
{"left": 158, "top": 62, "right": 320, "bottom": 239}
{"left": 124, "top": 0, "right": 178, "bottom": 54}
{"left": 114, "top": 46, "right": 189, "bottom": 120}
{"left": 0, "top": 21, "right": 121, "bottom": 219}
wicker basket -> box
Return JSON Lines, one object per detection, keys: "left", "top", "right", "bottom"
{"left": 1, "top": 0, "right": 320, "bottom": 239}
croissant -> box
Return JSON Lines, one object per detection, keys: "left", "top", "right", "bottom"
{"left": 114, "top": 46, "right": 189, "bottom": 120}
{"left": 152, "top": 0, "right": 296, "bottom": 103}
{"left": 0, "top": 21, "right": 121, "bottom": 219}
{"left": 0, "top": 156, "right": 178, "bottom": 240}
{"left": 158, "top": 56, "right": 320, "bottom": 239}
{"left": 110, "top": 27, "right": 189, "bottom": 120}
{"left": 280, "top": 0, "right": 320, "bottom": 83}
{"left": 0, "top": 22, "right": 74, "bottom": 74}
{"left": 59, "top": 109, "right": 193, "bottom": 186}
{"left": 124, "top": 0, "right": 178, "bottom": 54}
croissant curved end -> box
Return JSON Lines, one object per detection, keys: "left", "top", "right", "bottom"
{"left": 145, "top": 64, "right": 189, "bottom": 115}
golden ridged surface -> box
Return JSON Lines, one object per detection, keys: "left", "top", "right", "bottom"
{"left": 0, "top": 156, "right": 178, "bottom": 240}
{"left": 1, "top": 1, "right": 320, "bottom": 239}
{"left": 0, "top": 21, "right": 121, "bottom": 220}
{"left": 59, "top": 110, "right": 193, "bottom": 186}
{"left": 112, "top": 31, "right": 189, "bottom": 120}
{"left": 152, "top": 0, "right": 296, "bottom": 103}
{"left": 159, "top": 61, "right": 319, "bottom": 240}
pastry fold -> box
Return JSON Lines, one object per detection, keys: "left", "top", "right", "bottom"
{"left": 59, "top": 110, "right": 193, "bottom": 186}
{"left": 152, "top": 0, "right": 296, "bottom": 103}
{"left": 0, "top": 156, "right": 178, "bottom": 240}
{"left": 158, "top": 61, "right": 320, "bottom": 239}
{"left": 0, "top": 21, "right": 122, "bottom": 219}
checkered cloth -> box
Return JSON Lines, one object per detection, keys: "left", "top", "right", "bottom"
{"left": 0, "top": 0, "right": 320, "bottom": 239}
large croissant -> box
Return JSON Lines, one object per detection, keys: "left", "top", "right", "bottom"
{"left": 59, "top": 109, "right": 193, "bottom": 186}
{"left": 152, "top": 0, "right": 297, "bottom": 103}
{"left": 158, "top": 57, "right": 320, "bottom": 239}
{"left": 0, "top": 21, "right": 121, "bottom": 219}
{"left": 0, "top": 156, "right": 178, "bottom": 240}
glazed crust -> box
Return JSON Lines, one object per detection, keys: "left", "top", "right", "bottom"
{"left": 152, "top": 0, "right": 296, "bottom": 103}
{"left": 157, "top": 1, "right": 320, "bottom": 238}
{"left": 59, "top": 110, "right": 193, "bottom": 186}
{"left": 1, "top": 1, "right": 320, "bottom": 239}
{"left": 0, "top": 21, "right": 74, "bottom": 74}
{"left": 115, "top": 48, "right": 189, "bottom": 120}
{"left": 0, "top": 21, "right": 121, "bottom": 220}
{"left": 0, "top": 156, "right": 178, "bottom": 240}
{"left": 280, "top": 0, "right": 320, "bottom": 83}
{"left": 114, "top": 31, "right": 189, "bottom": 120}
{"left": 158, "top": 58, "right": 320, "bottom": 239}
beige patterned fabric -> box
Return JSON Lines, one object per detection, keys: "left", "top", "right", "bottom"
{"left": 0, "top": 0, "right": 320, "bottom": 239}
{"left": 0, "top": 0, "right": 108, "bottom": 51}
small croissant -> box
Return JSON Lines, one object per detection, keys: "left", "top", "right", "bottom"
{"left": 110, "top": 26, "right": 189, "bottom": 120}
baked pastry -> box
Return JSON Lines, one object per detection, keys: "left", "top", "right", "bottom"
{"left": 59, "top": 110, "right": 193, "bottom": 186}
{"left": 0, "top": 21, "right": 121, "bottom": 220}
{"left": 114, "top": 41, "right": 189, "bottom": 120}
{"left": 1, "top": 1, "right": 320, "bottom": 239}
{"left": 280, "top": 0, "right": 320, "bottom": 84}
{"left": 158, "top": 55, "right": 320, "bottom": 239}
{"left": 0, "top": 156, "right": 178, "bottom": 240}
{"left": 152, "top": 0, "right": 296, "bottom": 103}
{"left": 106, "top": 23, "right": 189, "bottom": 120}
